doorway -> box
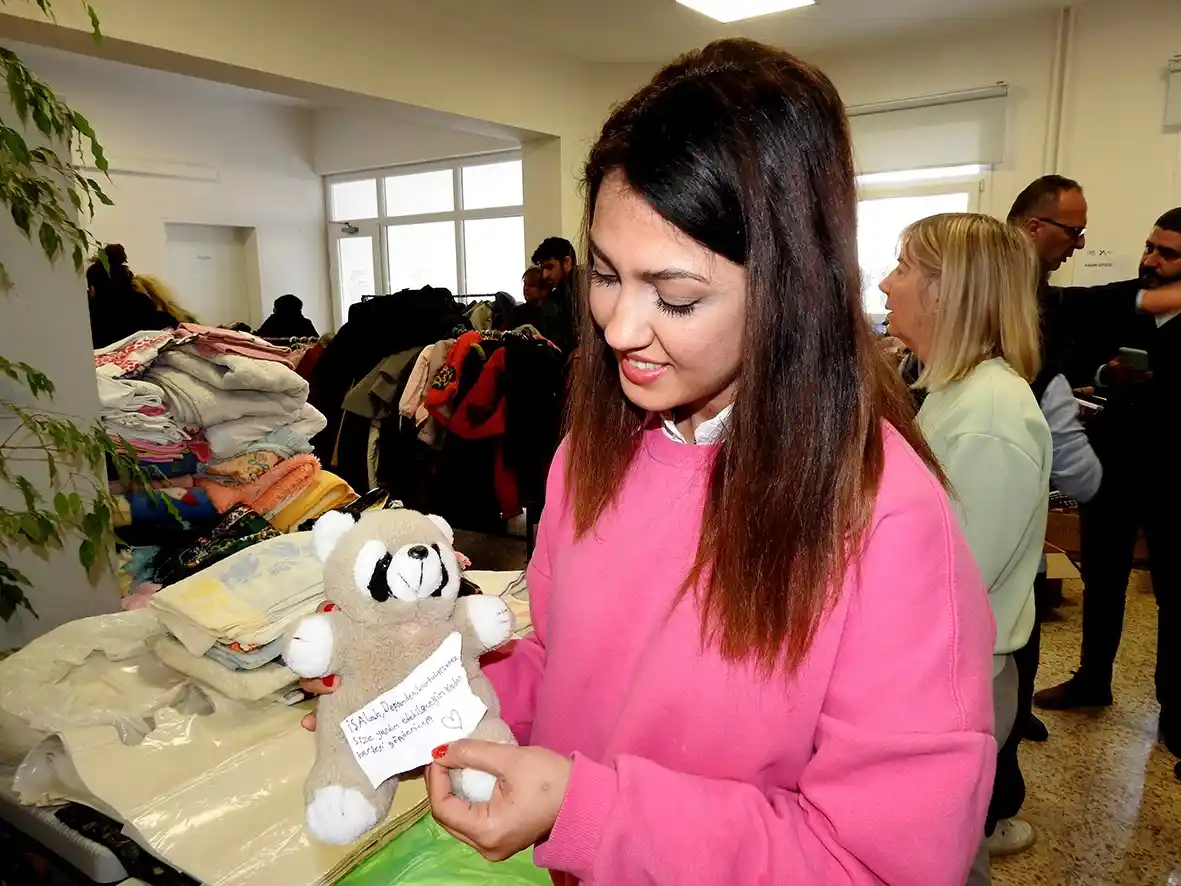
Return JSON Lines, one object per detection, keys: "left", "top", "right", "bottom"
{"left": 165, "top": 224, "right": 253, "bottom": 327}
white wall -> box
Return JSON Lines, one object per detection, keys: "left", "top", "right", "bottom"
{"left": 312, "top": 107, "right": 518, "bottom": 176}
{"left": 13, "top": 44, "right": 332, "bottom": 331}
{"left": 0, "top": 105, "right": 119, "bottom": 648}
{"left": 811, "top": 0, "right": 1181, "bottom": 282}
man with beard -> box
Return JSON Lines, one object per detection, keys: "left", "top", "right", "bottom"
{"left": 1035, "top": 208, "right": 1181, "bottom": 777}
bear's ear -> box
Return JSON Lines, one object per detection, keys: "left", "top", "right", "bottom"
{"left": 426, "top": 513, "right": 454, "bottom": 545}
{"left": 312, "top": 510, "right": 357, "bottom": 563}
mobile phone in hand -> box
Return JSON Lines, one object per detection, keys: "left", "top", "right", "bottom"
{"left": 1118, "top": 347, "right": 1150, "bottom": 372}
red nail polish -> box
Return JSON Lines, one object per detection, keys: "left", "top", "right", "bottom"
{"left": 323, "top": 675, "right": 338, "bottom": 688}
{"left": 323, "top": 602, "right": 337, "bottom": 612}
{"left": 431, "top": 744, "right": 449, "bottom": 760}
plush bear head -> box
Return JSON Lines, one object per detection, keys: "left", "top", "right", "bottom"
{"left": 312, "top": 508, "right": 462, "bottom": 626}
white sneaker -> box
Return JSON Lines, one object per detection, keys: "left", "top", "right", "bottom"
{"left": 985, "top": 817, "right": 1036, "bottom": 857}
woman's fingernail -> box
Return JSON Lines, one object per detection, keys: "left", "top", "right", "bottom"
{"left": 323, "top": 675, "right": 338, "bottom": 688}
{"left": 324, "top": 602, "right": 338, "bottom": 612}
{"left": 431, "top": 744, "right": 449, "bottom": 760}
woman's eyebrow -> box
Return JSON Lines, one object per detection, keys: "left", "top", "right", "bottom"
{"left": 589, "top": 240, "right": 708, "bottom": 284}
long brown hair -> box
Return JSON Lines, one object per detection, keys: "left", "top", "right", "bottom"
{"left": 567, "top": 39, "right": 946, "bottom": 675}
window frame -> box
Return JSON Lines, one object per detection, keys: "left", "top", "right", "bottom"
{"left": 325, "top": 151, "right": 524, "bottom": 325}
{"left": 855, "top": 166, "right": 990, "bottom": 325}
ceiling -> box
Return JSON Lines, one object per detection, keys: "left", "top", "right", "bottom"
{"left": 417, "top": 0, "right": 1079, "bottom": 63}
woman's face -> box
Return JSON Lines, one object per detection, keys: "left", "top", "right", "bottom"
{"left": 588, "top": 172, "right": 746, "bottom": 420}
{"left": 879, "top": 250, "right": 937, "bottom": 360}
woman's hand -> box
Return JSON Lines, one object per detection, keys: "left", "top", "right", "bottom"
{"left": 298, "top": 602, "right": 339, "bottom": 731}
{"left": 426, "top": 741, "right": 572, "bottom": 862}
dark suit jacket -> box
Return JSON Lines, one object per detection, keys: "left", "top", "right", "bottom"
{"left": 1046, "top": 279, "right": 1179, "bottom": 468}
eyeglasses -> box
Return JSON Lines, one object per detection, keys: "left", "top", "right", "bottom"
{"left": 1036, "top": 218, "right": 1087, "bottom": 242}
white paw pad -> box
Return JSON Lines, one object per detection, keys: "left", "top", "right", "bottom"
{"left": 283, "top": 615, "right": 334, "bottom": 678}
{"left": 451, "top": 767, "right": 498, "bottom": 803}
{"left": 306, "top": 785, "right": 378, "bottom": 845}
{"left": 465, "top": 596, "right": 514, "bottom": 651}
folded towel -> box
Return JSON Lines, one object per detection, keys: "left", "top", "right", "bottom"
{"left": 202, "top": 451, "right": 283, "bottom": 485}
{"left": 270, "top": 471, "right": 356, "bottom": 533}
{"left": 176, "top": 322, "right": 295, "bottom": 366}
{"left": 154, "top": 349, "right": 309, "bottom": 398}
{"left": 203, "top": 637, "right": 284, "bottom": 671}
{"left": 113, "top": 487, "right": 217, "bottom": 528}
{"left": 148, "top": 364, "right": 302, "bottom": 429}
{"left": 97, "top": 375, "right": 167, "bottom": 411}
{"left": 148, "top": 533, "right": 325, "bottom": 654}
{"left": 195, "top": 455, "right": 320, "bottom": 515}
{"left": 94, "top": 329, "right": 195, "bottom": 379}
{"left": 148, "top": 635, "right": 297, "bottom": 702}
{"left": 204, "top": 403, "right": 326, "bottom": 460}
{"left": 151, "top": 504, "right": 280, "bottom": 587}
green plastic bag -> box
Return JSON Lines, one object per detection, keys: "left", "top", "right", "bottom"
{"left": 336, "top": 816, "right": 551, "bottom": 886}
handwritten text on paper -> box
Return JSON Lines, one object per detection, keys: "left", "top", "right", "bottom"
{"left": 340, "top": 631, "right": 487, "bottom": 789}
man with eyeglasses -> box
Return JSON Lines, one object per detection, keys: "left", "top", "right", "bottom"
{"left": 1032, "top": 206, "right": 1181, "bottom": 780}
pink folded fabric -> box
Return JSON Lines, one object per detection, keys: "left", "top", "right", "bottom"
{"left": 121, "top": 581, "right": 163, "bottom": 611}
{"left": 195, "top": 454, "right": 320, "bottom": 514}
{"left": 177, "top": 323, "right": 294, "bottom": 367}
{"left": 202, "top": 451, "right": 283, "bottom": 485}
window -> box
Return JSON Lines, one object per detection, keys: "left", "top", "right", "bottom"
{"left": 855, "top": 166, "right": 986, "bottom": 323}
{"left": 326, "top": 153, "right": 524, "bottom": 323}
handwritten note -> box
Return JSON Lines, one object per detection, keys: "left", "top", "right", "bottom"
{"left": 340, "top": 631, "right": 487, "bottom": 789}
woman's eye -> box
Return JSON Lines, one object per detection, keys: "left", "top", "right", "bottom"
{"left": 656, "top": 298, "right": 697, "bottom": 317}
{"left": 588, "top": 267, "right": 619, "bottom": 287}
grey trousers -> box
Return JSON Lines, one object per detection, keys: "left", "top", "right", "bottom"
{"left": 967, "top": 655, "right": 1019, "bottom": 886}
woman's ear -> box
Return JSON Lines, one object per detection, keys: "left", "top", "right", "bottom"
{"left": 312, "top": 510, "right": 357, "bottom": 562}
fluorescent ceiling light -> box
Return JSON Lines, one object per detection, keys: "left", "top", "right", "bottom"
{"left": 675, "top": 0, "right": 815, "bottom": 24}
{"left": 856, "top": 165, "right": 988, "bottom": 187}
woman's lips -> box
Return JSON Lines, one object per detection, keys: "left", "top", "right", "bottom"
{"left": 619, "top": 355, "right": 669, "bottom": 386}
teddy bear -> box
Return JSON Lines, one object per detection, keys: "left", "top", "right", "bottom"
{"left": 282, "top": 507, "right": 517, "bottom": 845}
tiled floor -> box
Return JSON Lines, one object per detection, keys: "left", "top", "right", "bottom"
{"left": 994, "top": 570, "right": 1181, "bottom": 885}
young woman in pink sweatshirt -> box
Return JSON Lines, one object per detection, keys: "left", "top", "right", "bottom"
{"left": 305, "top": 39, "right": 998, "bottom": 884}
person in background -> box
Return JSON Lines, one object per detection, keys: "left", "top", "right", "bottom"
{"left": 87, "top": 244, "right": 179, "bottom": 349}
{"left": 1008, "top": 176, "right": 1181, "bottom": 384}
{"left": 301, "top": 39, "right": 998, "bottom": 884}
{"left": 528, "top": 237, "right": 578, "bottom": 354}
{"left": 508, "top": 267, "right": 568, "bottom": 345}
{"left": 1035, "top": 209, "right": 1181, "bottom": 780}
{"left": 132, "top": 274, "right": 197, "bottom": 325}
{"left": 256, "top": 293, "right": 319, "bottom": 339}
{"left": 880, "top": 212, "right": 1052, "bottom": 880}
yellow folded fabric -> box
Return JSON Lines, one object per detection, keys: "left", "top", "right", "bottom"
{"left": 271, "top": 470, "right": 356, "bottom": 533}
{"left": 149, "top": 635, "right": 297, "bottom": 702}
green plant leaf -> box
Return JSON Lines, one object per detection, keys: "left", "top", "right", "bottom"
{"left": 79, "top": 537, "right": 97, "bottom": 571}
{"left": 6, "top": 62, "right": 28, "bottom": 123}
{"left": 81, "top": 509, "right": 103, "bottom": 538}
{"left": 68, "top": 492, "right": 83, "bottom": 517}
{"left": 37, "top": 221, "right": 61, "bottom": 261}
{"left": 53, "top": 491, "right": 70, "bottom": 518}
{"left": 86, "top": 3, "right": 102, "bottom": 39}
{"left": 9, "top": 200, "right": 31, "bottom": 236}
{"left": 20, "top": 513, "right": 46, "bottom": 545}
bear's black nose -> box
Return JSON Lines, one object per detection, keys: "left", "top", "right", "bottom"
{"left": 407, "top": 545, "right": 429, "bottom": 560}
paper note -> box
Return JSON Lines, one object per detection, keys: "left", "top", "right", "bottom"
{"left": 340, "top": 631, "right": 487, "bottom": 789}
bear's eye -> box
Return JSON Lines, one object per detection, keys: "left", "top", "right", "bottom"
{"left": 368, "top": 553, "right": 394, "bottom": 602}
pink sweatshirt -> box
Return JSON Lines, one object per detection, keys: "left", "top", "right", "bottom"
{"left": 483, "top": 425, "right": 996, "bottom": 885}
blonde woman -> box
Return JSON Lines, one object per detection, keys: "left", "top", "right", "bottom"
{"left": 879, "top": 212, "right": 1052, "bottom": 885}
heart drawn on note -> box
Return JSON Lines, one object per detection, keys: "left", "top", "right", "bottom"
{"left": 441, "top": 710, "right": 463, "bottom": 731}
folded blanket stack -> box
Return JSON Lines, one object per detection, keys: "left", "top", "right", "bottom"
{"left": 96, "top": 324, "right": 336, "bottom": 605}
{"left": 147, "top": 533, "right": 325, "bottom": 694}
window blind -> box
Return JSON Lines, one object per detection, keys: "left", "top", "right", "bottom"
{"left": 847, "top": 86, "right": 1009, "bottom": 176}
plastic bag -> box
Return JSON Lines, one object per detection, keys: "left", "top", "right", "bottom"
{"left": 0, "top": 610, "right": 188, "bottom": 766}
{"left": 336, "top": 815, "right": 549, "bottom": 886}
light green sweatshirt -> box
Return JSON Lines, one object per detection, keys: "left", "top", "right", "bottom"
{"left": 918, "top": 358, "right": 1052, "bottom": 677}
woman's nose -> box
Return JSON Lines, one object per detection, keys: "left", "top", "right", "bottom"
{"left": 602, "top": 291, "right": 652, "bottom": 352}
